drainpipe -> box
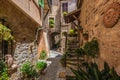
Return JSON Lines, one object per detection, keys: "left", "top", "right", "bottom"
{"left": 29, "top": 27, "right": 43, "bottom": 54}
{"left": 33, "top": 27, "right": 43, "bottom": 43}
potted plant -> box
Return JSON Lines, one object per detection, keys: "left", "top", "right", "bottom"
{"left": 49, "top": 24, "right": 54, "bottom": 28}
{"left": 36, "top": 61, "right": 47, "bottom": 74}
{"left": 49, "top": 19, "right": 54, "bottom": 28}
{"left": 39, "top": 50, "right": 47, "bottom": 60}
{"left": 63, "top": 11, "right": 68, "bottom": 16}
{"left": 20, "top": 62, "right": 37, "bottom": 80}
{"left": 82, "top": 32, "right": 89, "bottom": 40}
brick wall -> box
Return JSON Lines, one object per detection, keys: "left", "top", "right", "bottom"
{"left": 79, "top": 0, "right": 120, "bottom": 72}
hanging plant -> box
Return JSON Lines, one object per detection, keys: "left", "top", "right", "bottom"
{"left": 69, "top": 29, "right": 75, "bottom": 34}
{"left": 49, "top": 24, "right": 54, "bottom": 28}
{"left": 0, "top": 23, "right": 14, "bottom": 42}
{"left": 63, "top": 11, "right": 68, "bottom": 16}
{"left": 49, "top": 19, "right": 54, "bottom": 28}
{"left": 49, "top": 19, "right": 54, "bottom": 24}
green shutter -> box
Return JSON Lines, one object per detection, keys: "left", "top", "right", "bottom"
{"left": 38, "top": 0, "right": 44, "bottom": 8}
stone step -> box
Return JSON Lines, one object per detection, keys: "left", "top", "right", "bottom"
{"left": 68, "top": 34, "right": 78, "bottom": 37}
{"left": 66, "top": 58, "right": 84, "bottom": 61}
{"left": 66, "top": 61, "right": 78, "bottom": 66}
{"left": 67, "top": 41, "right": 79, "bottom": 45}
{"left": 66, "top": 64, "right": 78, "bottom": 72}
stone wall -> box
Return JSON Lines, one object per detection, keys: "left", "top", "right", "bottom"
{"left": 0, "top": 0, "right": 46, "bottom": 79}
{"left": 38, "top": 31, "right": 49, "bottom": 58}
{"left": 13, "top": 42, "right": 38, "bottom": 78}
{"left": 79, "top": 0, "right": 120, "bottom": 72}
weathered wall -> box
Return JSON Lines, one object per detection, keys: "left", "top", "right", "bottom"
{"left": 9, "top": 0, "right": 42, "bottom": 25}
{"left": 60, "top": 0, "right": 77, "bottom": 53}
{"left": 0, "top": 0, "right": 45, "bottom": 79}
{"left": 38, "top": 31, "right": 49, "bottom": 58}
{"left": 79, "top": 0, "right": 120, "bottom": 72}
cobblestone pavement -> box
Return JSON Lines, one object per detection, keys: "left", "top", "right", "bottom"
{"left": 39, "top": 51, "right": 66, "bottom": 80}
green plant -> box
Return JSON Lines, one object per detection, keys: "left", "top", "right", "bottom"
{"left": 36, "top": 61, "right": 47, "bottom": 71}
{"left": 39, "top": 50, "right": 47, "bottom": 60}
{"left": 69, "top": 29, "right": 75, "bottom": 34}
{"left": 49, "top": 24, "right": 54, "bottom": 28}
{"left": 0, "top": 23, "right": 14, "bottom": 42}
{"left": 63, "top": 11, "right": 68, "bottom": 15}
{"left": 62, "top": 31, "right": 67, "bottom": 36}
{"left": 20, "top": 61, "right": 37, "bottom": 77}
{"left": 0, "top": 59, "right": 6, "bottom": 75}
{"left": 49, "top": 19, "right": 54, "bottom": 28}
{"left": 75, "top": 48, "right": 86, "bottom": 57}
{"left": 49, "top": 19, "right": 54, "bottom": 24}
{"left": 84, "top": 39, "right": 99, "bottom": 58}
{"left": 0, "top": 71, "right": 9, "bottom": 80}
{"left": 67, "top": 62, "right": 120, "bottom": 80}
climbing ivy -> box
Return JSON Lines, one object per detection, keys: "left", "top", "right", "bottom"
{"left": 0, "top": 23, "right": 14, "bottom": 42}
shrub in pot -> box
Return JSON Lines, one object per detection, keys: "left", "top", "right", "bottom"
{"left": 39, "top": 50, "right": 47, "bottom": 60}
{"left": 36, "top": 61, "right": 47, "bottom": 74}
{"left": 20, "top": 61, "right": 37, "bottom": 79}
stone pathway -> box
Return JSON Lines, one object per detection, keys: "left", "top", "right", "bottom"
{"left": 39, "top": 50, "right": 66, "bottom": 80}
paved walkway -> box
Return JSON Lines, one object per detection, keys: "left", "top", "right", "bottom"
{"left": 39, "top": 51, "right": 66, "bottom": 80}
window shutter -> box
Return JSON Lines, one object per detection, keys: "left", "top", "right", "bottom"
{"left": 38, "top": 0, "right": 44, "bottom": 8}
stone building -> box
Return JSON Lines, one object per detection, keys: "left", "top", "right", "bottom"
{"left": 78, "top": 0, "right": 120, "bottom": 72}
{"left": 59, "top": 0, "right": 77, "bottom": 53}
{"left": 43, "top": 0, "right": 61, "bottom": 50}
{"left": 0, "top": 0, "right": 50, "bottom": 78}
{"left": 65, "top": 0, "right": 120, "bottom": 74}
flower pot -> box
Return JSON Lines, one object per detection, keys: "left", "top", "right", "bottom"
{"left": 83, "top": 35, "right": 88, "bottom": 40}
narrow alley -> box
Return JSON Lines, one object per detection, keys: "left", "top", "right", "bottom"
{"left": 0, "top": 0, "right": 120, "bottom": 80}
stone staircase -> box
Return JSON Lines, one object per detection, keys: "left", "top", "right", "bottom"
{"left": 65, "top": 33, "right": 85, "bottom": 76}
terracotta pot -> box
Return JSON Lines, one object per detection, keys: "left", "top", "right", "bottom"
{"left": 83, "top": 35, "right": 88, "bottom": 40}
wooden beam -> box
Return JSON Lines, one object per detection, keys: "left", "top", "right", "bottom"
{"left": 72, "top": 21, "right": 79, "bottom": 30}
{"left": 72, "top": 15, "right": 80, "bottom": 23}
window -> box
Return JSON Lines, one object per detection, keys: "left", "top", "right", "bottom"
{"left": 0, "top": 20, "right": 13, "bottom": 58}
{"left": 49, "top": 0, "right": 52, "bottom": 5}
{"left": 62, "top": 3, "right": 68, "bottom": 12}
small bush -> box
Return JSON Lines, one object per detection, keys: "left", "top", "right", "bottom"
{"left": 0, "top": 59, "right": 9, "bottom": 80}
{"left": 20, "top": 61, "right": 37, "bottom": 77}
{"left": 36, "top": 61, "right": 47, "bottom": 71}
{"left": 39, "top": 50, "right": 47, "bottom": 60}
{"left": 0, "top": 71, "right": 9, "bottom": 80}
{"left": 84, "top": 39, "right": 99, "bottom": 58}
{"left": 0, "top": 59, "right": 6, "bottom": 75}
